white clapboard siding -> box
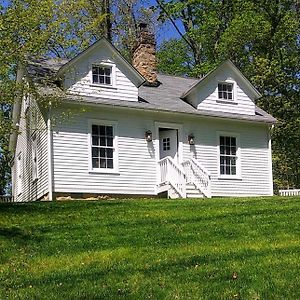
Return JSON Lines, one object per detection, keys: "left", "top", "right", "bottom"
{"left": 13, "top": 96, "right": 49, "bottom": 202}
{"left": 53, "top": 108, "right": 157, "bottom": 195}
{"left": 182, "top": 118, "right": 271, "bottom": 196}
{"left": 52, "top": 104, "right": 272, "bottom": 197}
{"left": 63, "top": 46, "right": 139, "bottom": 102}
{"left": 187, "top": 67, "right": 256, "bottom": 116}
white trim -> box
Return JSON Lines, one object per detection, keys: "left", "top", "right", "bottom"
{"left": 47, "top": 112, "right": 53, "bottom": 201}
{"left": 154, "top": 122, "right": 183, "bottom": 189}
{"left": 31, "top": 132, "right": 39, "bottom": 182}
{"left": 217, "top": 80, "right": 236, "bottom": 102}
{"left": 90, "top": 62, "right": 116, "bottom": 88}
{"left": 17, "top": 152, "right": 22, "bottom": 196}
{"left": 87, "top": 119, "right": 119, "bottom": 174}
{"left": 217, "top": 131, "right": 241, "bottom": 180}
{"left": 268, "top": 125, "right": 274, "bottom": 195}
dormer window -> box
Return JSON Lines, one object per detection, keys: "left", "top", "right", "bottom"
{"left": 92, "top": 65, "right": 112, "bottom": 85}
{"left": 218, "top": 82, "right": 233, "bottom": 100}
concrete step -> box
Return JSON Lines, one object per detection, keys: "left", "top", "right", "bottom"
{"left": 186, "top": 193, "right": 204, "bottom": 198}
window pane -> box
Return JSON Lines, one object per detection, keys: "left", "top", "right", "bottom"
{"left": 225, "top": 146, "right": 230, "bottom": 155}
{"left": 107, "top": 137, "right": 113, "bottom": 147}
{"left": 92, "top": 158, "right": 99, "bottom": 168}
{"left": 105, "top": 76, "right": 111, "bottom": 84}
{"left": 220, "top": 165, "right": 225, "bottom": 174}
{"left": 231, "top": 137, "right": 236, "bottom": 147}
{"left": 92, "top": 148, "right": 99, "bottom": 157}
{"left": 100, "top": 126, "right": 106, "bottom": 136}
{"left": 99, "top": 76, "right": 104, "bottom": 84}
{"left": 99, "top": 68, "right": 105, "bottom": 75}
{"left": 100, "top": 159, "right": 106, "bottom": 168}
{"left": 105, "top": 68, "right": 111, "bottom": 76}
{"left": 92, "top": 125, "right": 98, "bottom": 135}
{"left": 100, "top": 148, "right": 105, "bottom": 157}
{"left": 106, "top": 126, "right": 113, "bottom": 136}
{"left": 231, "top": 157, "right": 236, "bottom": 166}
{"left": 220, "top": 145, "right": 225, "bottom": 154}
{"left": 231, "top": 147, "right": 236, "bottom": 156}
{"left": 226, "top": 165, "right": 230, "bottom": 174}
{"left": 223, "top": 92, "right": 227, "bottom": 99}
{"left": 92, "top": 75, "right": 98, "bottom": 83}
{"left": 92, "top": 66, "right": 98, "bottom": 74}
{"left": 231, "top": 166, "right": 236, "bottom": 175}
{"left": 220, "top": 136, "right": 224, "bottom": 145}
{"left": 107, "top": 148, "right": 113, "bottom": 158}
{"left": 228, "top": 93, "right": 232, "bottom": 100}
{"left": 107, "top": 159, "right": 113, "bottom": 169}
{"left": 220, "top": 157, "right": 225, "bottom": 165}
{"left": 100, "top": 137, "right": 106, "bottom": 146}
{"left": 225, "top": 137, "right": 230, "bottom": 146}
{"left": 92, "top": 136, "right": 99, "bottom": 146}
{"left": 227, "top": 84, "right": 232, "bottom": 92}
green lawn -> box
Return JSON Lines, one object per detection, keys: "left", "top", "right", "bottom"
{"left": 1, "top": 197, "right": 300, "bottom": 299}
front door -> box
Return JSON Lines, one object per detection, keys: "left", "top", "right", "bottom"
{"left": 159, "top": 129, "right": 178, "bottom": 161}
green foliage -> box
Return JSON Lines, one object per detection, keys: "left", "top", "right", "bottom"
{"left": 1, "top": 197, "right": 300, "bottom": 299}
{"left": 157, "top": 38, "right": 194, "bottom": 76}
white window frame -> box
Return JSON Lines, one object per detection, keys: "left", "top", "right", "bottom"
{"left": 217, "top": 131, "right": 241, "bottom": 179}
{"left": 17, "top": 152, "right": 22, "bottom": 196}
{"left": 90, "top": 62, "right": 116, "bottom": 88}
{"left": 32, "top": 133, "right": 39, "bottom": 182}
{"left": 217, "top": 81, "right": 236, "bottom": 103}
{"left": 88, "top": 119, "right": 119, "bottom": 174}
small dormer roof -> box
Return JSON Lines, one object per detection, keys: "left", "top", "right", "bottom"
{"left": 181, "top": 60, "right": 262, "bottom": 101}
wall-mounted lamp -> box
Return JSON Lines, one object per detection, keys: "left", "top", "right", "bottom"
{"left": 188, "top": 134, "right": 195, "bottom": 145}
{"left": 145, "top": 130, "right": 152, "bottom": 142}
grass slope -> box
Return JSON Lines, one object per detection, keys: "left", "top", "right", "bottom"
{"left": 1, "top": 197, "right": 300, "bottom": 299}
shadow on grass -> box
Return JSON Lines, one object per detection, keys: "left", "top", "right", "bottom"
{"left": 4, "top": 243, "right": 299, "bottom": 294}
{"left": 0, "top": 227, "right": 43, "bottom": 244}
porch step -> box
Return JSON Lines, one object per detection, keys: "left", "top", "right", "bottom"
{"left": 186, "top": 183, "right": 204, "bottom": 198}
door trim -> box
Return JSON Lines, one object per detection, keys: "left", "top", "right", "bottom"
{"left": 155, "top": 122, "right": 183, "bottom": 164}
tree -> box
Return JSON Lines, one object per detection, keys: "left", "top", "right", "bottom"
{"left": 157, "top": 38, "right": 194, "bottom": 76}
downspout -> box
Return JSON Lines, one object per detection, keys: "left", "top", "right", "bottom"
{"left": 47, "top": 104, "right": 53, "bottom": 201}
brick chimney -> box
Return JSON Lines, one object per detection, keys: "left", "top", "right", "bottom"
{"left": 133, "top": 23, "right": 158, "bottom": 86}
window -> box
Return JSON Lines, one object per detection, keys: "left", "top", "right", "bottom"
{"left": 218, "top": 82, "right": 233, "bottom": 100}
{"left": 91, "top": 124, "right": 114, "bottom": 169}
{"left": 32, "top": 134, "right": 38, "bottom": 181}
{"left": 92, "top": 65, "right": 112, "bottom": 85}
{"left": 163, "top": 138, "right": 170, "bottom": 151}
{"left": 17, "top": 153, "right": 22, "bottom": 195}
{"left": 219, "top": 136, "right": 237, "bottom": 176}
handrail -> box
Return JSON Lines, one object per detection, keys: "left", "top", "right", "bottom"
{"left": 182, "top": 158, "right": 211, "bottom": 198}
{"left": 158, "top": 156, "right": 186, "bottom": 198}
{"left": 190, "top": 157, "right": 211, "bottom": 179}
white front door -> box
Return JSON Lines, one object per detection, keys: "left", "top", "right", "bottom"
{"left": 159, "top": 129, "right": 178, "bottom": 161}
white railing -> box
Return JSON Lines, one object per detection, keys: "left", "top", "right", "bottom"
{"left": 0, "top": 195, "right": 13, "bottom": 203}
{"left": 182, "top": 158, "right": 211, "bottom": 198}
{"left": 158, "top": 156, "right": 186, "bottom": 198}
{"left": 279, "top": 189, "right": 300, "bottom": 196}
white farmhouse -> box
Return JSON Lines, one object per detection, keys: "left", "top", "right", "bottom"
{"left": 10, "top": 24, "right": 276, "bottom": 201}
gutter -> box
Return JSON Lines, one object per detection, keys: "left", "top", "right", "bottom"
{"left": 9, "top": 64, "right": 26, "bottom": 155}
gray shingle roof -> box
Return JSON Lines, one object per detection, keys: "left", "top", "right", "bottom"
{"left": 27, "top": 58, "right": 276, "bottom": 124}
